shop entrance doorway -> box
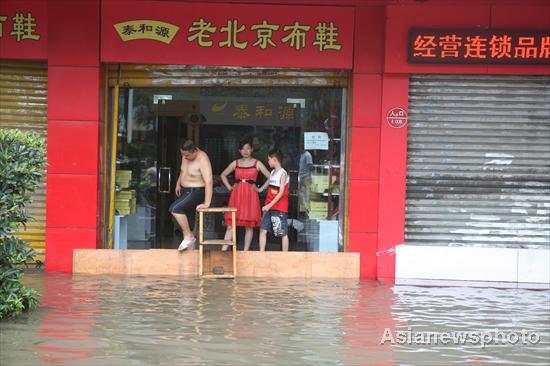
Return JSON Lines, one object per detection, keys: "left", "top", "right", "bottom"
{"left": 108, "top": 79, "right": 347, "bottom": 251}
{"left": 153, "top": 97, "right": 303, "bottom": 250}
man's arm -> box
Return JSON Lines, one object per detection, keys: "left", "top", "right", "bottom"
{"left": 197, "top": 154, "right": 213, "bottom": 209}
{"left": 175, "top": 162, "right": 185, "bottom": 196}
{"left": 305, "top": 152, "right": 313, "bottom": 175}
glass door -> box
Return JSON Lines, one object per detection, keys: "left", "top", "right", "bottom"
{"left": 111, "top": 88, "right": 158, "bottom": 249}
{"left": 111, "top": 93, "right": 206, "bottom": 249}
{"left": 155, "top": 101, "right": 193, "bottom": 249}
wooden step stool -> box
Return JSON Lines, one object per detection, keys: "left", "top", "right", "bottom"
{"left": 198, "top": 207, "right": 237, "bottom": 278}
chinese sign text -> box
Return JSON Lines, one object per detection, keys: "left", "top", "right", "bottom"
{"left": 0, "top": 12, "right": 40, "bottom": 41}
{"left": 409, "top": 29, "right": 549, "bottom": 65}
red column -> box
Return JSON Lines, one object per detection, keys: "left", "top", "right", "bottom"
{"left": 45, "top": 0, "right": 101, "bottom": 272}
{"left": 377, "top": 75, "right": 409, "bottom": 282}
{"left": 347, "top": 6, "right": 385, "bottom": 279}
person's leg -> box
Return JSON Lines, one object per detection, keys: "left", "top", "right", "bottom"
{"left": 259, "top": 211, "right": 272, "bottom": 252}
{"left": 273, "top": 212, "right": 288, "bottom": 251}
{"left": 222, "top": 226, "right": 232, "bottom": 251}
{"left": 259, "top": 229, "right": 267, "bottom": 251}
{"left": 304, "top": 177, "right": 311, "bottom": 213}
{"left": 169, "top": 188, "right": 204, "bottom": 251}
{"left": 172, "top": 212, "right": 193, "bottom": 241}
{"left": 169, "top": 189, "right": 196, "bottom": 241}
{"left": 244, "top": 227, "right": 253, "bottom": 251}
{"left": 281, "top": 235, "right": 289, "bottom": 252}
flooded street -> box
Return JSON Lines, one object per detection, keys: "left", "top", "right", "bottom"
{"left": 1, "top": 273, "right": 549, "bottom": 365}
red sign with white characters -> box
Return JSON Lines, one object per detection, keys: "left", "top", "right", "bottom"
{"left": 102, "top": 0, "right": 354, "bottom": 69}
{"left": 386, "top": 108, "right": 408, "bottom": 128}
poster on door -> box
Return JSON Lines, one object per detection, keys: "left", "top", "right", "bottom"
{"left": 304, "top": 132, "right": 329, "bottom": 150}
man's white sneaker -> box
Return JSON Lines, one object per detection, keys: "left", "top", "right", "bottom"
{"left": 178, "top": 238, "right": 195, "bottom": 251}
{"left": 178, "top": 240, "right": 187, "bottom": 251}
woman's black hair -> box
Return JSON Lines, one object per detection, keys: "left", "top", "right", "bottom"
{"left": 238, "top": 138, "right": 252, "bottom": 150}
{"left": 267, "top": 148, "right": 283, "bottom": 163}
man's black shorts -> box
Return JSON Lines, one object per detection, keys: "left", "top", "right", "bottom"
{"left": 168, "top": 187, "right": 205, "bottom": 225}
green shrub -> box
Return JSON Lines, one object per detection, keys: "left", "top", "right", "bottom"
{"left": 0, "top": 129, "right": 46, "bottom": 319}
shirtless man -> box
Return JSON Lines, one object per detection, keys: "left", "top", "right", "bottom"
{"left": 168, "top": 140, "right": 213, "bottom": 251}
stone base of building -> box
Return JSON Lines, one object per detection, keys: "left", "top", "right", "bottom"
{"left": 396, "top": 246, "right": 550, "bottom": 290}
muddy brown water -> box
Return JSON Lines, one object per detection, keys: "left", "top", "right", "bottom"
{"left": 1, "top": 273, "right": 549, "bottom": 365}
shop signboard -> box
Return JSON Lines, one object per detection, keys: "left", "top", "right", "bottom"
{"left": 0, "top": 0, "right": 47, "bottom": 60}
{"left": 200, "top": 100, "right": 298, "bottom": 126}
{"left": 102, "top": 0, "right": 354, "bottom": 69}
{"left": 409, "top": 28, "right": 550, "bottom": 65}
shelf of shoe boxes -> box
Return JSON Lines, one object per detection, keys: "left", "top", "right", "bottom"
{"left": 306, "top": 165, "right": 339, "bottom": 252}
{"left": 115, "top": 170, "right": 137, "bottom": 216}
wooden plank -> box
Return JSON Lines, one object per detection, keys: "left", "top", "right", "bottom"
{"left": 199, "top": 211, "right": 204, "bottom": 276}
{"left": 198, "top": 207, "right": 237, "bottom": 213}
{"left": 202, "top": 240, "right": 234, "bottom": 246}
{"left": 202, "top": 274, "right": 235, "bottom": 279}
{"left": 73, "top": 249, "right": 360, "bottom": 278}
{"left": 232, "top": 211, "right": 237, "bottom": 277}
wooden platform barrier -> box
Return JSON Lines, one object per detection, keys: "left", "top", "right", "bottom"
{"left": 73, "top": 249, "right": 360, "bottom": 278}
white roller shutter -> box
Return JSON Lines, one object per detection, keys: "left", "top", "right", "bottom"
{"left": 406, "top": 74, "right": 550, "bottom": 249}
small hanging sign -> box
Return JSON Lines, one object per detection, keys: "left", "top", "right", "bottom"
{"left": 386, "top": 107, "right": 408, "bottom": 129}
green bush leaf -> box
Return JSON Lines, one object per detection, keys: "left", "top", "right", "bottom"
{"left": 0, "top": 129, "right": 45, "bottom": 319}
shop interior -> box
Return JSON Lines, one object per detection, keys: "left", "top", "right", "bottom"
{"left": 108, "top": 86, "right": 346, "bottom": 252}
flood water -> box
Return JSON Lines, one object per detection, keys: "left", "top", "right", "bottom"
{"left": 1, "top": 273, "right": 549, "bottom": 366}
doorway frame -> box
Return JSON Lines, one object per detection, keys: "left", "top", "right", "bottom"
{"left": 101, "top": 64, "right": 352, "bottom": 252}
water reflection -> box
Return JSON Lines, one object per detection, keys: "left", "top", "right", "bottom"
{"left": 38, "top": 273, "right": 99, "bottom": 364}
{"left": 0, "top": 274, "right": 548, "bottom": 365}
{"left": 342, "top": 281, "right": 400, "bottom": 365}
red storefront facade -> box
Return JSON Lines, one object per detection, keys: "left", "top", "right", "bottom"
{"left": 1, "top": 0, "right": 548, "bottom": 280}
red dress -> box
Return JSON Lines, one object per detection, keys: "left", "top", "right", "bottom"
{"left": 225, "top": 160, "right": 261, "bottom": 227}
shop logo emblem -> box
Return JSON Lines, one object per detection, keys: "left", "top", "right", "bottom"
{"left": 114, "top": 20, "right": 179, "bottom": 44}
{"left": 386, "top": 107, "right": 408, "bottom": 128}
{"left": 211, "top": 101, "right": 228, "bottom": 112}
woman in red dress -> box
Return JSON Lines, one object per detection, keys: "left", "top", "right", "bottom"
{"left": 220, "top": 139, "right": 271, "bottom": 251}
